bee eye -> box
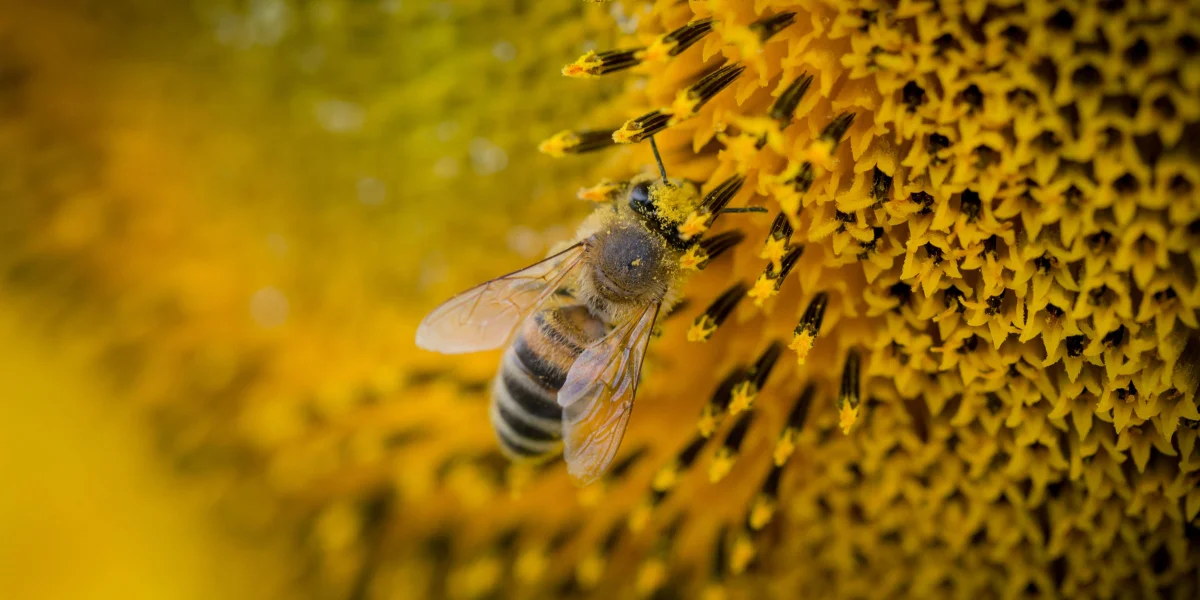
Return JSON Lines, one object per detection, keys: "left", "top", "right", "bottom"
{"left": 628, "top": 181, "right": 655, "bottom": 214}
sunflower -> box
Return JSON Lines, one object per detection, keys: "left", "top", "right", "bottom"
{"left": 1, "top": 0, "right": 1198, "bottom": 599}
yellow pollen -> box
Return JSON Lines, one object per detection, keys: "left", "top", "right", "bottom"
{"left": 723, "top": 24, "right": 764, "bottom": 58}
{"left": 635, "top": 559, "right": 668, "bottom": 597}
{"left": 748, "top": 274, "right": 778, "bottom": 307}
{"left": 640, "top": 37, "right": 672, "bottom": 62}
{"left": 715, "top": 131, "right": 756, "bottom": 168}
{"left": 749, "top": 495, "right": 776, "bottom": 530}
{"left": 515, "top": 550, "right": 547, "bottom": 584}
{"left": 804, "top": 139, "right": 835, "bottom": 170}
{"left": 730, "top": 534, "right": 756, "bottom": 575}
{"left": 576, "top": 553, "right": 606, "bottom": 589}
{"left": 708, "top": 447, "right": 737, "bottom": 483}
{"left": 677, "top": 212, "right": 710, "bottom": 240}
{"left": 773, "top": 429, "right": 797, "bottom": 466}
{"left": 697, "top": 404, "right": 720, "bottom": 437}
{"left": 789, "top": 330, "right": 816, "bottom": 365}
{"left": 760, "top": 236, "right": 790, "bottom": 272}
{"left": 613, "top": 111, "right": 676, "bottom": 145}
{"left": 730, "top": 115, "right": 780, "bottom": 150}
{"left": 537, "top": 130, "right": 579, "bottom": 157}
{"left": 679, "top": 246, "right": 708, "bottom": 271}
{"left": 562, "top": 51, "right": 602, "bottom": 77}
{"left": 451, "top": 556, "right": 502, "bottom": 600}
{"left": 651, "top": 183, "right": 701, "bottom": 223}
{"left": 651, "top": 465, "right": 679, "bottom": 492}
{"left": 839, "top": 404, "right": 859, "bottom": 434}
{"left": 728, "top": 381, "right": 757, "bottom": 415}
{"left": 687, "top": 315, "right": 718, "bottom": 342}
{"left": 611, "top": 127, "right": 634, "bottom": 144}
{"left": 777, "top": 189, "right": 801, "bottom": 216}
{"left": 669, "top": 92, "right": 703, "bottom": 124}
{"left": 577, "top": 179, "right": 622, "bottom": 202}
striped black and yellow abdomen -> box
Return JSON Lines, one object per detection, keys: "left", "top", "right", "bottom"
{"left": 490, "top": 305, "right": 605, "bottom": 461}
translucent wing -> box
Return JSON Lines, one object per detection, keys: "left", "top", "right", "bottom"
{"left": 415, "top": 243, "right": 587, "bottom": 354}
{"left": 559, "top": 302, "right": 659, "bottom": 486}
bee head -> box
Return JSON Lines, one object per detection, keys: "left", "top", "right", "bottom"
{"left": 624, "top": 176, "right": 701, "bottom": 250}
{"left": 627, "top": 179, "right": 657, "bottom": 218}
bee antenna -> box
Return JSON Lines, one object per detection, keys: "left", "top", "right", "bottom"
{"left": 648, "top": 136, "right": 669, "bottom": 185}
{"left": 721, "top": 207, "right": 769, "bottom": 214}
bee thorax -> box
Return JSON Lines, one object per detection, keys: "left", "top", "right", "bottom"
{"left": 588, "top": 226, "right": 669, "bottom": 308}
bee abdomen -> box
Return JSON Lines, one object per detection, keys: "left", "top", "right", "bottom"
{"left": 490, "top": 374, "right": 561, "bottom": 459}
{"left": 490, "top": 306, "right": 606, "bottom": 461}
{"left": 490, "top": 346, "right": 568, "bottom": 461}
{"left": 513, "top": 335, "right": 570, "bottom": 389}
{"left": 500, "top": 363, "right": 564, "bottom": 422}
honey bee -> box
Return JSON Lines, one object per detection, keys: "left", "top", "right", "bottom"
{"left": 416, "top": 157, "right": 718, "bottom": 486}
{"left": 416, "top": 140, "right": 763, "bottom": 484}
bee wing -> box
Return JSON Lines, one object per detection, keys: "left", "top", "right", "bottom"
{"left": 415, "top": 243, "right": 587, "bottom": 354}
{"left": 559, "top": 302, "right": 660, "bottom": 486}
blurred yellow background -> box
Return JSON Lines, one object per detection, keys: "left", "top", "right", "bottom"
{"left": 0, "top": 1, "right": 617, "bottom": 598}
{"left": 0, "top": 311, "right": 291, "bottom": 600}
